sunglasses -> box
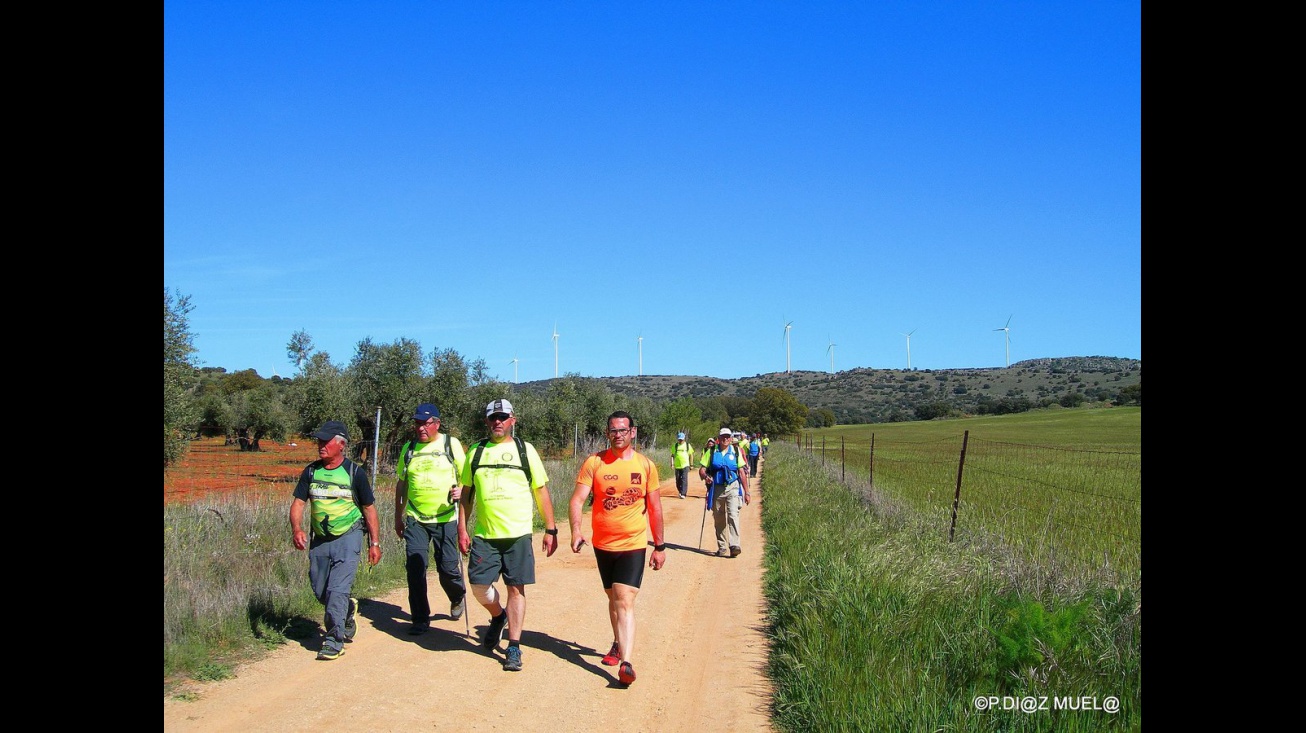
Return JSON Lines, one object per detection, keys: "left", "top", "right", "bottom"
{"left": 488, "top": 413, "right": 512, "bottom": 422}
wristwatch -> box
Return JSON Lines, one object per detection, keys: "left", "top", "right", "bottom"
{"left": 545, "top": 528, "right": 559, "bottom": 536}
{"left": 370, "top": 541, "right": 381, "bottom": 547}
{"left": 654, "top": 543, "right": 666, "bottom": 552}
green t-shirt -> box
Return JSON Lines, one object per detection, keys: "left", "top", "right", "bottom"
{"left": 459, "top": 438, "right": 549, "bottom": 540}
{"left": 398, "top": 434, "right": 466, "bottom": 523}
{"left": 672, "top": 440, "right": 695, "bottom": 469}
{"left": 306, "top": 463, "right": 362, "bottom": 537}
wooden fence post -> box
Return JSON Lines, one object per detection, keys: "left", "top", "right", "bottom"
{"left": 869, "top": 433, "right": 875, "bottom": 486}
{"left": 948, "top": 430, "right": 970, "bottom": 542}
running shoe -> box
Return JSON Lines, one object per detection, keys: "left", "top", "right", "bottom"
{"left": 601, "top": 641, "right": 620, "bottom": 666}
{"left": 503, "top": 645, "right": 523, "bottom": 671}
{"left": 451, "top": 596, "right": 466, "bottom": 621}
{"left": 408, "top": 623, "right": 430, "bottom": 636}
{"left": 730, "top": 546, "right": 742, "bottom": 557}
{"left": 618, "top": 661, "right": 636, "bottom": 686}
{"left": 481, "top": 613, "right": 508, "bottom": 651}
{"left": 344, "top": 597, "right": 359, "bottom": 641}
{"left": 316, "top": 646, "right": 345, "bottom": 661}
{"left": 716, "top": 549, "right": 729, "bottom": 557}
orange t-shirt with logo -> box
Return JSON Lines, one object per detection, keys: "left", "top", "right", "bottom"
{"left": 576, "top": 449, "right": 660, "bottom": 552}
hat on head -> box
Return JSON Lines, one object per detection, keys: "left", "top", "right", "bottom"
{"left": 719, "top": 427, "right": 732, "bottom": 436}
{"left": 485, "top": 398, "right": 515, "bottom": 417}
{"left": 676, "top": 432, "right": 686, "bottom": 440}
{"left": 412, "top": 403, "right": 440, "bottom": 421}
{"left": 311, "top": 420, "right": 348, "bottom": 441}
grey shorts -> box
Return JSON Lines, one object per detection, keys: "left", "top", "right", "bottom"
{"left": 468, "top": 534, "right": 536, "bottom": 586}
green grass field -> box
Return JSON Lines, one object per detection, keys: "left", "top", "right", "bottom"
{"left": 761, "top": 445, "right": 1141, "bottom": 731}
{"left": 801, "top": 407, "right": 1141, "bottom": 583}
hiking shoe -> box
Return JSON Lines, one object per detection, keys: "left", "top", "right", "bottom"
{"left": 503, "top": 645, "right": 523, "bottom": 672}
{"left": 344, "top": 597, "right": 359, "bottom": 641}
{"left": 716, "top": 549, "right": 729, "bottom": 557}
{"left": 408, "top": 623, "right": 430, "bottom": 636}
{"left": 481, "top": 613, "right": 508, "bottom": 651}
{"left": 730, "top": 546, "right": 742, "bottom": 557}
{"left": 618, "top": 661, "right": 636, "bottom": 686}
{"left": 601, "top": 641, "right": 620, "bottom": 666}
{"left": 316, "top": 646, "right": 345, "bottom": 661}
{"left": 450, "top": 596, "right": 466, "bottom": 621}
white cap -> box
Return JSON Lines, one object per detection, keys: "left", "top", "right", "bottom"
{"left": 485, "top": 399, "right": 515, "bottom": 417}
{"left": 719, "top": 427, "right": 732, "bottom": 436}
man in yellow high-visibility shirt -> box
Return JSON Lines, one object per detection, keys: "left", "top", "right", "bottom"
{"left": 670, "top": 431, "right": 695, "bottom": 499}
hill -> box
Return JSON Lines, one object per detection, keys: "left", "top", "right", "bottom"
{"left": 514, "top": 356, "right": 1141, "bottom": 424}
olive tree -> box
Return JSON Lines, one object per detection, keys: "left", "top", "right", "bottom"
{"left": 164, "top": 288, "right": 198, "bottom": 468}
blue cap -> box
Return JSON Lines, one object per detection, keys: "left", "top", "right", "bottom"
{"left": 676, "top": 432, "right": 686, "bottom": 440}
{"left": 412, "top": 403, "right": 440, "bottom": 421}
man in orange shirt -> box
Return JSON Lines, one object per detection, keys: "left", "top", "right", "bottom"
{"left": 568, "top": 410, "right": 666, "bottom": 687}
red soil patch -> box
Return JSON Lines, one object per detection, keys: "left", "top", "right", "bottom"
{"left": 164, "top": 437, "right": 320, "bottom": 505}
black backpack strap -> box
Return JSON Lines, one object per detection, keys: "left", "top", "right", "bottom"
{"left": 515, "top": 436, "right": 533, "bottom": 487}
{"left": 470, "top": 439, "right": 487, "bottom": 476}
{"left": 469, "top": 437, "right": 533, "bottom": 486}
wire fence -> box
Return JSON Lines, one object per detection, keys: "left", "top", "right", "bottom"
{"left": 793, "top": 431, "right": 1141, "bottom": 582}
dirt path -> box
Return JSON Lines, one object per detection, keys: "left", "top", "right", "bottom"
{"left": 165, "top": 461, "right": 775, "bottom": 733}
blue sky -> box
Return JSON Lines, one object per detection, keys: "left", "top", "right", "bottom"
{"left": 164, "top": 1, "right": 1141, "bottom": 382}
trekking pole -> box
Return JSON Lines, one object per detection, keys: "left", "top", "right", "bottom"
{"left": 461, "top": 553, "right": 471, "bottom": 638}
{"left": 698, "top": 480, "right": 713, "bottom": 550}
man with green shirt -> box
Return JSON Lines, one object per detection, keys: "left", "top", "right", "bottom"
{"left": 394, "top": 402, "right": 467, "bottom": 635}
{"left": 458, "top": 398, "right": 559, "bottom": 672}
{"left": 671, "top": 431, "right": 695, "bottom": 499}
{"left": 289, "top": 420, "right": 382, "bottom": 660}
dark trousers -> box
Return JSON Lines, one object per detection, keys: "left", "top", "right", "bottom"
{"left": 403, "top": 516, "right": 466, "bottom": 625}
{"left": 675, "top": 467, "right": 690, "bottom": 497}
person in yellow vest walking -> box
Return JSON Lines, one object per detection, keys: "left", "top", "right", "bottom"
{"left": 671, "top": 431, "right": 695, "bottom": 499}
{"left": 458, "top": 399, "right": 559, "bottom": 673}
{"left": 394, "top": 402, "right": 467, "bottom": 635}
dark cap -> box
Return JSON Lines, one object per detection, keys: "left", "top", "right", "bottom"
{"left": 311, "top": 420, "right": 349, "bottom": 441}
{"left": 412, "top": 403, "right": 441, "bottom": 421}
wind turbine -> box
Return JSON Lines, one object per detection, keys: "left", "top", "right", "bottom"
{"left": 902, "top": 329, "right": 916, "bottom": 370}
{"left": 994, "top": 315, "right": 1012, "bottom": 367}
{"left": 552, "top": 323, "right": 560, "bottom": 378}
{"left": 637, "top": 333, "right": 644, "bottom": 376}
{"left": 510, "top": 356, "right": 519, "bottom": 384}
{"left": 826, "top": 336, "right": 836, "bottom": 374}
{"left": 782, "top": 318, "right": 794, "bottom": 373}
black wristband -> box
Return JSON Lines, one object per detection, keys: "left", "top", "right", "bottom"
{"left": 545, "top": 528, "right": 558, "bottom": 536}
{"left": 654, "top": 543, "right": 666, "bottom": 552}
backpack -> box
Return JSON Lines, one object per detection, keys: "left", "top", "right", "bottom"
{"left": 468, "top": 435, "right": 533, "bottom": 487}
{"left": 402, "top": 432, "right": 453, "bottom": 473}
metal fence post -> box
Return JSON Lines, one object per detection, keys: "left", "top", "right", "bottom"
{"left": 948, "top": 430, "right": 969, "bottom": 542}
{"left": 372, "top": 406, "right": 382, "bottom": 489}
